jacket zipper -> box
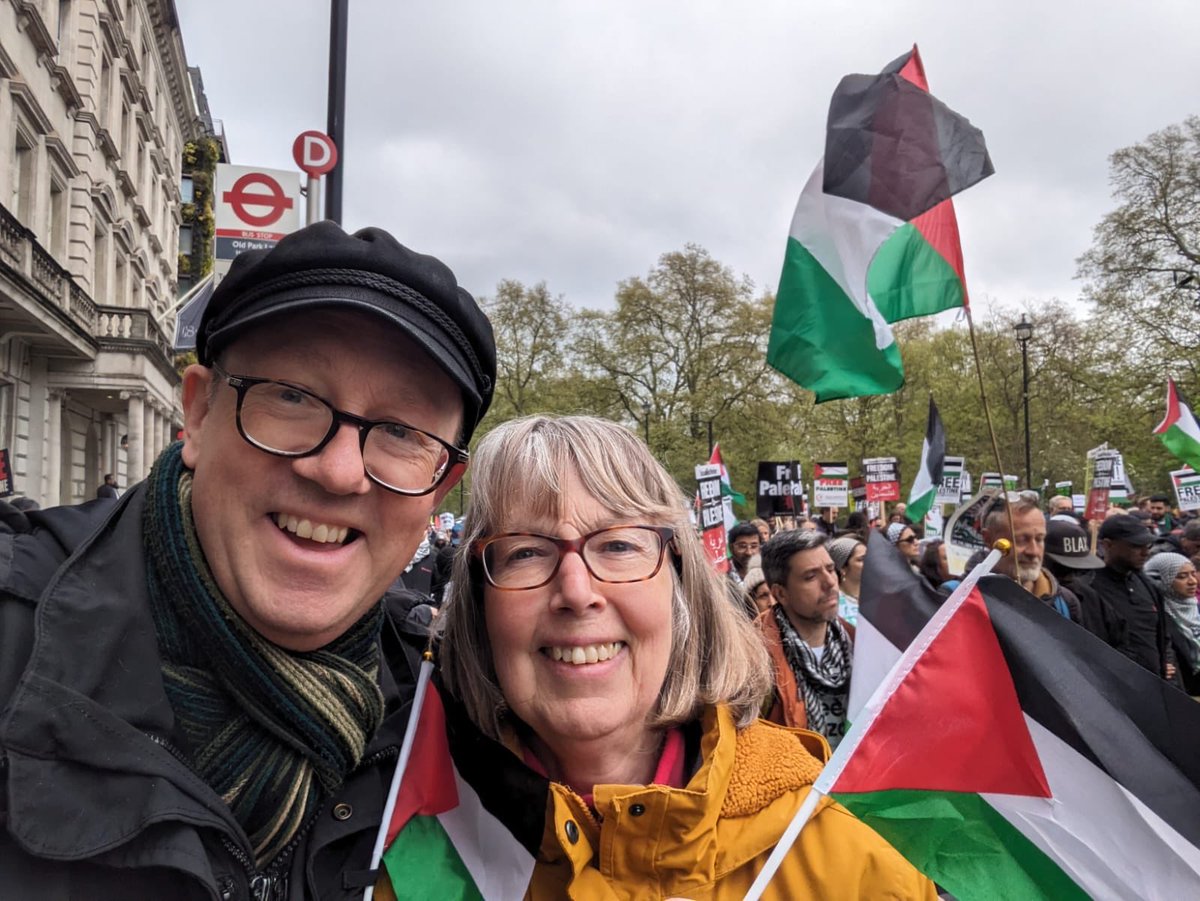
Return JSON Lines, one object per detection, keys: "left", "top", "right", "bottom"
{"left": 145, "top": 734, "right": 401, "bottom": 899}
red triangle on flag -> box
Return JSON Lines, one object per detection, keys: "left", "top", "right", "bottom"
{"left": 385, "top": 681, "right": 460, "bottom": 844}
{"left": 833, "top": 586, "right": 1051, "bottom": 797}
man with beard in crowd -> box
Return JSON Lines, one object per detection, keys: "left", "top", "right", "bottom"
{"left": 981, "top": 493, "right": 1081, "bottom": 622}
{"left": 757, "top": 530, "right": 853, "bottom": 749}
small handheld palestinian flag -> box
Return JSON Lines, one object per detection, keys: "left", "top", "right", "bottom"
{"left": 832, "top": 532, "right": 1200, "bottom": 900}
{"left": 1154, "top": 378, "right": 1200, "bottom": 471}
{"left": 768, "top": 45, "right": 993, "bottom": 401}
{"left": 905, "top": 396, "right": 946, "bottom": 522}
{"left": 366, "top": 664, "right": 536, "bottom": 901}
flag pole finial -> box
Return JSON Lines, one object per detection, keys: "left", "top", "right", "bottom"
{"left": 991, "top": 538, "right": 1013, "bottom": 556}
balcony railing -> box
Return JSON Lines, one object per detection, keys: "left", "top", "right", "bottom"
{"left": 0, "top": 202, "right": 98, "bottom": 335}
{"left": 95, "top": 305, "right": 173, "bottom": 361}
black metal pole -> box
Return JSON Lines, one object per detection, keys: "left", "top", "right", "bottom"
{"left": 1021, "top": 339, "right": 1032, "bottom": 489}
{"left": 325, "top": 0, "right": 349, "bottom": 223}
{"left": 707, "top": 420, "right": 714, "bottom": 456}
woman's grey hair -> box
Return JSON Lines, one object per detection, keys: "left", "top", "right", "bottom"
{"left": 439, "top": 414, "right": 771, "bottom": 739}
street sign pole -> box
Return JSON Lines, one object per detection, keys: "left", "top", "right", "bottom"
{"left": 293, "top": 131, "right": 338, "bottom": 226}
{"left": 326, "top": 0, "right": 348, "bottom": 224}
{"left": 306, "top": 177, "right": 322, "bottom": 225}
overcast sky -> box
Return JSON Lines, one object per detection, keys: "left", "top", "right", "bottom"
{"left": 177, "top": 0, "right": 1198, "bottom": 314}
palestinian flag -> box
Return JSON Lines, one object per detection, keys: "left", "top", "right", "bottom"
{"left": 768, "top": 45, "right": 993, "bottom": 401}
{"left": 834, "top": 533, "right": 1200, "bottom": 900}
{"left": 709, "top": 443, "right": 743, "bottom": 528}
{"left": 813, "top": 462, "right": 848, "bottom": 478}
{"left": 905, "top": 396, "right": 946, "bottom": 522}
{"left": 375, "top": 679, "right": 537, "bottom": 900}
{"left": 1154, "top": 378, "right": 1200, "bottom": 471}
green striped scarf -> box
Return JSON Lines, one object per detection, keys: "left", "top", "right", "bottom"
{"left": 144, "top": 442, "right": 385, "bottom": 866}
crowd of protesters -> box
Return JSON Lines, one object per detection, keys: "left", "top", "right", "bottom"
{"left": 734, "top": 489, "right": 1200, "bottom": 739}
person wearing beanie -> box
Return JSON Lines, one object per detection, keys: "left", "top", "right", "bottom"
{"left": 828, "top": 536, "right": 866, "bottom": 626}
{"left": 886, "top": 521, "right": 920, "bottom": 572}
{"left": 1144, "top": 553, "right": 1200, "bottom": 694}
{"left": 0, "top": 222, "right": 497, "bottom": 897}
{"left": 743, "top": 565, "right": 773, "bottom": 615}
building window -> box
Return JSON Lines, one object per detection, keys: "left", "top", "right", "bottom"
{"left": 13, "top": 131, "right": 36, "bottom": 224}
{"left": 49, "top": 174, "right": 68, "bottom": 260}
{"left": 93, "top": 227, "right": 109, "bottom": 299}
{"left": 178, "top": 224, "right": 193, "bottom": 255}
{"left": 113, "top": 254, "right": 127, "bottom": 306}
{"left": 180, "top": 175, "right": 194, "bottom": 204}
{"left": 99, "top": 56, "right": 111, "bottom": 128}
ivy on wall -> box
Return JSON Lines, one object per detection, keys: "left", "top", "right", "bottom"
{"left": 181, "top": 136, "right": 220, "bottom": 281}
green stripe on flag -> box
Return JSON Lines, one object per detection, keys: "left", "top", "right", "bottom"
{"left": 836, "top": 789, "right": 1088, "bottom": 901}
{"left": 768, "top": 237, "right": 904, "bottom": 402}
{"left": 906, "top": 486, "right": 937, "bottom": 523}
{"left": 383, "top": 815, "right": 484, "bottom": 901}
{"left": 867, "top": 221, "right": 966, "bottom": 321}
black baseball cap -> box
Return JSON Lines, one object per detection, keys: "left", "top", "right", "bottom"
{"left": 1044, "top": 520, "right": 1104, "bottom": 569}
{"left": 1097, "top": 514, "right": 1155, "bottom": 547}
{"left": 197, "top": 221, "right": 496, "bottom": 443}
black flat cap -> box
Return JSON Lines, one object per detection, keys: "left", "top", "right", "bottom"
{"left": 1097, "top": 514, "right": 1154, "bottom": 547}
{"left": 197, "top": 222, "right": 496, "bottom": 442}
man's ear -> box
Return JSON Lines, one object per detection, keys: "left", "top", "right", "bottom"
{"left": 180, "top": 364, "right": 215, "bottom": 468}
{"left": 432, "top": 460, "right": 467, "bottom": 507}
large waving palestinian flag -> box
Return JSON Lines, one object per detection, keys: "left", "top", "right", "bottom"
{"left": 768, "top": 46, "right": 993, "bottom": 401}
{"left": 834, "top": 533, "right": 1200, "bottom": 899}
{"left": 1154, "top": 378, "right": 1200, "bottom": 471}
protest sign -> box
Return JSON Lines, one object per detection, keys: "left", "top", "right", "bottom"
{"left": 1110, "top": 453, "right": 1132, "bottom": 505}
{"left": 849, "top": 476, "right": 866, "bottom": 511}
{"left": 1171, "top": 467, "right": 1200, "bottom": 512}
{"left": 696, "top": 463, "right": 728, "bottom": 573}
{"left": 1084, "top": 450, "right": 1118, "bottom": 520}
{"left": 0, "top": 448, "right": 12, "bottom": 497}
{"left": 755, "top": 461, "right": 803, "bottom": 517}
{"left": 944, "top": 491, "right": 996, "bottom": 576}
{"left": 813, "top": 461, "right": 849, "bottom": 509}
{"left": 863, "top": 457, "right": 900, "bottom": 503}
{"left": 980, "top": 472, "right": 1019, "bottom": 491}
{"left": 1055, "top": 481, "right": 1072, "bottom": 497}
{"left": 936, "top": 456, "right": 965, "bottom": 505}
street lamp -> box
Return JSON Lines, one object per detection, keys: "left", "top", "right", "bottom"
{"left": 1013, "top": 314, "right": 1034, "bottom": 489}
{"left": 641, "top": 401, "right": 651, "bottom": 446}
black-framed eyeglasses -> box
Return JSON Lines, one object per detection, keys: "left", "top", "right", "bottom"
{"left": 211, "top": 364, "right": 468, "bottom": 496}
{"left": 476, "top": 525, "right": 676, "bottom": 591}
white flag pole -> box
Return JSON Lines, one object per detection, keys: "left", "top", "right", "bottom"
{"left": 362, "top": 654, "right": 435, "bottom": 901}
{"left": 743, "top": 544, "right": 1007, "bottom": 901}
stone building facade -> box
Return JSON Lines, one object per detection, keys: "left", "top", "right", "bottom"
{"left": 0, "top": 0, "right": 204, "bottom": 504}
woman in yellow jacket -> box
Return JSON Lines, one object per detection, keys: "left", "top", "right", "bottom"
{"left": 432, "top": 415, "right": 936, "bottom": 900}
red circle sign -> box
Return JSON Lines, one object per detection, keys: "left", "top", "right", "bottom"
{"left": 293, "top": 130, "right": 339, "bottom": 177}
{"left": 222, "top": 173, "right": 295, "bottom": 228}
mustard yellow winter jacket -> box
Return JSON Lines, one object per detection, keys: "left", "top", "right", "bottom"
{"left": 523, "top": 705, "right": 937, "bottom": 900}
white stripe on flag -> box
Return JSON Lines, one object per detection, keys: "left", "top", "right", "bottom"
{"left": 984, "top": 717, "right": 1200, "bottom": 901}
{"left": 789, "top": 161, "right": 903, "bottom": 352}
{"left": 847, "top": 615, "right": 900, "bottom": 720}
{"left": 439, "top": 767, "right": 536, "bottom": 901}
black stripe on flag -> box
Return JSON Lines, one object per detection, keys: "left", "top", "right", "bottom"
{"left": 440, "top": 678, "right": 549, "bottom": 857}
{"left": 822, "top": 50, "right": 994, "bottom": 222}
{"left": 858, "top": 532, "right": 1200, "bottom": 847}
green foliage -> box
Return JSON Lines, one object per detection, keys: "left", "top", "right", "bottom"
{"left": 181, "top": 138, "right": 220, "bottom": 282}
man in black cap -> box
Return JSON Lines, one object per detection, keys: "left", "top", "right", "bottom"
{"left": 1041, "top": 518, "right": 1105, "bottom": 628}
{"left": 0, "top": 222, "right": 496, "bottom": 898}
{"left": 1087, "top": 514, "right": 1178, "bottom": 683}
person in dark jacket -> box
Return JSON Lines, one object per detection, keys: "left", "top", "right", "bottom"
{"left": 1086, "top": 514, "right": 1179, "bottom": 683}
{"left": 95, "top": 472, "right": 119, "bottom": 499}
{"left": 0, "top": 222, "right": 496, "bottom": 899}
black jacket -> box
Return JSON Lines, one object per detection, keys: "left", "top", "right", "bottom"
{"left": 0, "top": 487, "right": 422, "bottom": 900}
{"left": 1084, "top": 565, "right": 1176, "bottom": 681}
